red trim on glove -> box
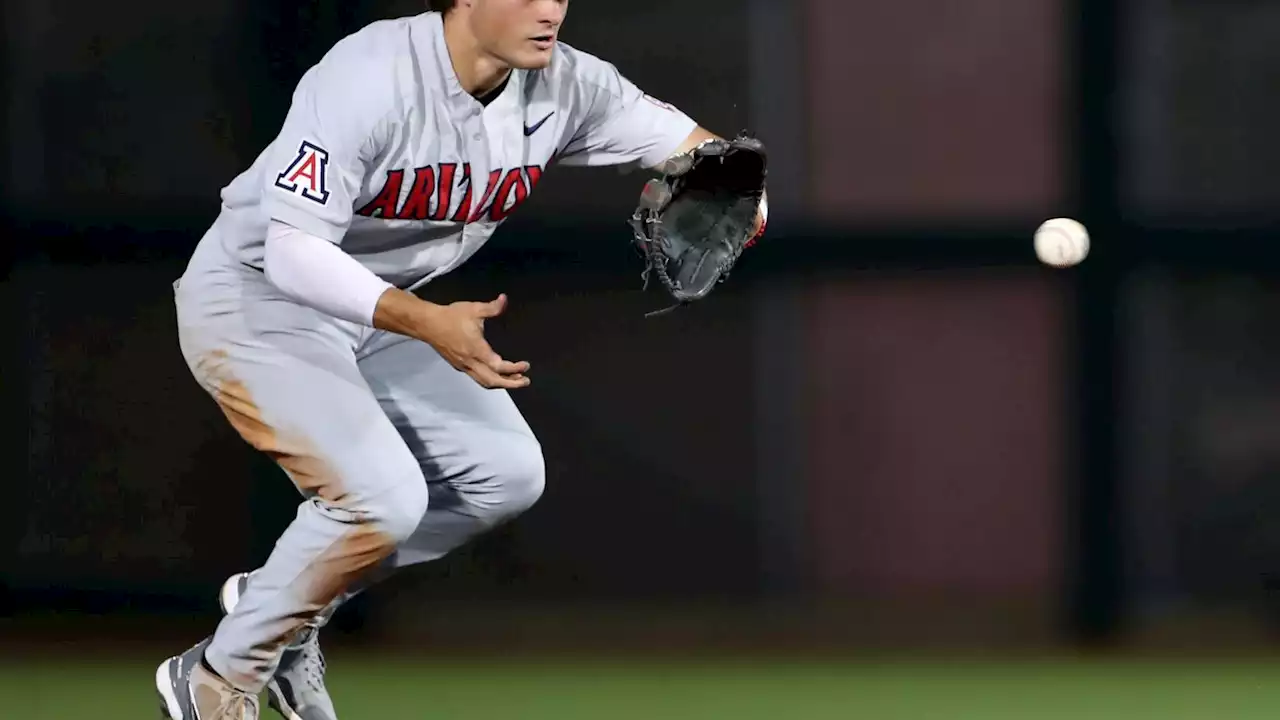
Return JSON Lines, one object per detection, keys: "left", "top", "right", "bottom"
{"left": 745, "top": 194, "right": 768, "bottom": 248}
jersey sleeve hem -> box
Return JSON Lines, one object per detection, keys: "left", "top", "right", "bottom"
{"left": 264, "top": 201, "right": 347, "bottom": 244}
{"left": 638, "top": 113, "right": 699, "bottom": 169}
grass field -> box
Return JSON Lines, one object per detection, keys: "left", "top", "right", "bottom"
{"left": 12, "top": 652, "right": 1280, "bottom": 719}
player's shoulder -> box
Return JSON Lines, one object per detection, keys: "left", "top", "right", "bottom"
{"left": 301, "top": 14, "right": 426, "bottom": 111}
{"left": 320, "top": 15, "right": 418, "bottom": 67}
{"left": 529, "top": 40, "right": 635, "bottom": 114}
{"left": 544, "top": 40, "right": 623, "bottom": 86}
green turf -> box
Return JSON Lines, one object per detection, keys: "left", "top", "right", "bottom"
{"left": 12, "top": 654, "right": 1280, "bottom": 719}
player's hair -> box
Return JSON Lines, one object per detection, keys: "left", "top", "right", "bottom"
{"left": 427, "top": 0, "right": 456, "bottom": 12}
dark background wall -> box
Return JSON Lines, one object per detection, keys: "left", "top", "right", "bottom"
{"left": 8, "top": 0, "right": 1280, "bottom": 660}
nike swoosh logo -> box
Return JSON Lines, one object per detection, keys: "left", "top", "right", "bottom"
{"left": 523, "top": 112, "right": 554, "bottom": 136}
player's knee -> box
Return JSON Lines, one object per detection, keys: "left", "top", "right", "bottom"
{"left": 365, "top": 477, "right": 430, "bottom": 543}
{"left": 473, "top": 435, "right": 545, "bottom": 524}
{"left": 501, "top": 441, "right": 545, "bottom": 516}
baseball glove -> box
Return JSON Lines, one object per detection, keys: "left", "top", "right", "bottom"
{"left": 627, "top": 133, "right": 768, "bottom": 316}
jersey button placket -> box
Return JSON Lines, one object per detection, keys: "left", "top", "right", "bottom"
{"left": 455, "top": 111, "right": 490, "bottom": 271}
{"left": 475, "top": 108, "right": 498, "bottom": 220}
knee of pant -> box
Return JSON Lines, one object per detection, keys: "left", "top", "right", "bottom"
{"left": 473, "top": 436, "right": 545, "bottom": 524}
{"left": 362, "top": 478, "right": 430, "bottom": 543}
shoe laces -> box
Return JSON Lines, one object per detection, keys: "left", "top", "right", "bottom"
{"left": 296, "top": 634, "right": 327, "bottom": 693}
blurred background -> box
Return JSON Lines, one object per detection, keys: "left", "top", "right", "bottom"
{"left": 10, "top": 0, "right": 1280, "bottom": 717}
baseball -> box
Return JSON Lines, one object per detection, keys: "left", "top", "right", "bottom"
{"left": 1034, "top": 217, "right": 1089, "bottom": 267}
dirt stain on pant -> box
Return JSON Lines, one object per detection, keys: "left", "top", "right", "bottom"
{"left": 197, "top": 350, "right": 352, "bottom": 508}
{"left": 194, "top": 350, "right": 397, "bottom": 674}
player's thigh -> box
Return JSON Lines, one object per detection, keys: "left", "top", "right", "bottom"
{"left": 356, "top": 330, "right": 544, "bottom": 508}
{"left": 175, "top": 262, "right": 427, "bottom": 531}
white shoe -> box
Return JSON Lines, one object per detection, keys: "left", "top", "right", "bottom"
{"left": 155, "top": 636, "right": 261, "bottom": 720}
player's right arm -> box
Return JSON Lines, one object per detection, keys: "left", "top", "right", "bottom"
{"left": 258, "top": 30, "right": 528, "bottom": 389}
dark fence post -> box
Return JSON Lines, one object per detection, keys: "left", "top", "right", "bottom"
{"left": 1070, "top": 0, "right": 1125, "bottom": 646}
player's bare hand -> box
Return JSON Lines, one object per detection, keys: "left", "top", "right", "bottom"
{"left": 420, "top": 294, "right": 531, "bottom": 389}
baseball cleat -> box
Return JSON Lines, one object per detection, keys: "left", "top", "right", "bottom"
{"left": 155, "top": 636, "right": 260, "bottom": 720}
{"left": 220, "top": 573, "right": 338, "bottom": 720}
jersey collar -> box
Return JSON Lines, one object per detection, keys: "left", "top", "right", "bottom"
{"left": 420, "top": 11, "right": 523, "bottom": 115}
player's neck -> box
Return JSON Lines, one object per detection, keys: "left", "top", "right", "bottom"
{"left": 441, "top": 11, "right": 513, "bottom": 99}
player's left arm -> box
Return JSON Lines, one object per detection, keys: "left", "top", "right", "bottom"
{"left": 556, "top": 50, "right": 767, "bottom": 239}
{"left": 664, "top": 126, "right": 717, "bottom": 157}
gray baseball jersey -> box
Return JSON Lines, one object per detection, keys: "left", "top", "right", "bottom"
{"left": 214, "top": 11, "right": 696, "bottom": 290}
{"left": 173, "top": 11, "right": 699, "bottom": 696}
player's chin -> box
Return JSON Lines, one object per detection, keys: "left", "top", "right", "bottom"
{"left": 507, "top": 44, "right": 555, "bottom": 69}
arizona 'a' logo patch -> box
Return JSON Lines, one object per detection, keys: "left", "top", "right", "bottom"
{"left": 275, "top": 141, "right": 330, "bottom": 204}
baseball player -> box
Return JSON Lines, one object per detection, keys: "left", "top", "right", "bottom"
{"left": 155, "top": 2, "right": 767, "bottom": 719}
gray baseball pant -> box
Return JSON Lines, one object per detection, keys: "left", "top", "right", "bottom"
{"left": 173, "top": 233, "right": 545, "bottom": 692}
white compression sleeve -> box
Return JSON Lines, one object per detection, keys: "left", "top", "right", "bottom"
{"left": 263, "top": 220, "right": 393, "bottom": 326}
